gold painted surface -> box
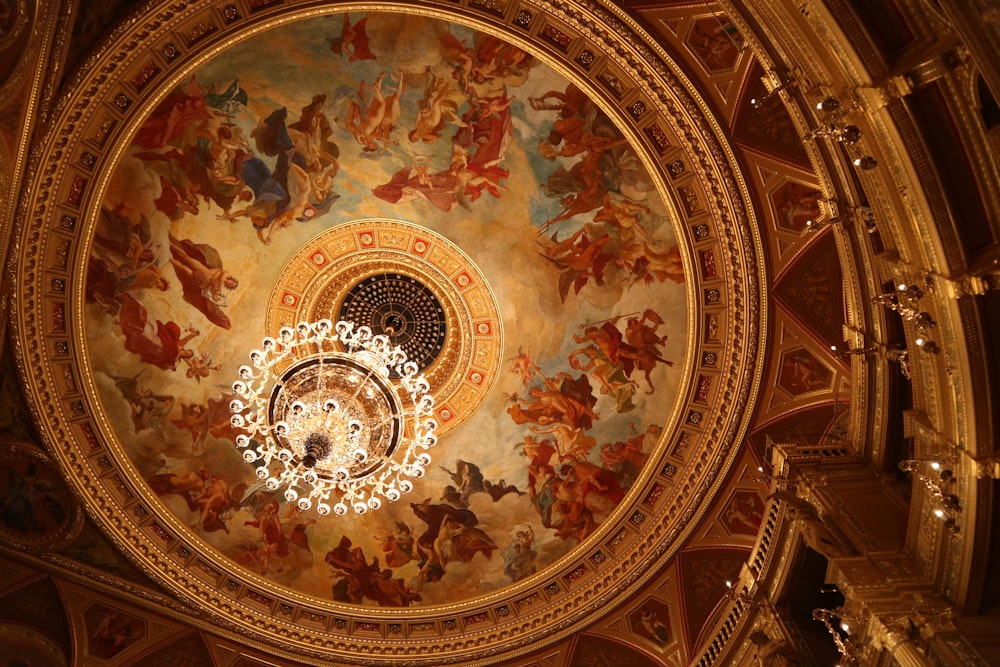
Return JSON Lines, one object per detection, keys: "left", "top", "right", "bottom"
{"left": 10, "top": 0, "right": 764, "bottom": 663}
{"left": 267, "top": 219, "right": 503, "bottom": 434}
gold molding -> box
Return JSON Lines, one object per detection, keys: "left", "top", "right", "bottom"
{"left": 11, "top": 0, "right": 765, "bottom": 663}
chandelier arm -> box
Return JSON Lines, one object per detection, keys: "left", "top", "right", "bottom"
{"left": 232, "top": 320, "right": 439, "bottom": 516}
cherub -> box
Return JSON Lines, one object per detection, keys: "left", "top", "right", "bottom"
{"left": 509, "top": 348, "right": 539, "bottom": 386}
{"left": 343, "top": 71, "right": 406, "bottom": 153}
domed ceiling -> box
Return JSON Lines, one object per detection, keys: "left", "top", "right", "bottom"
{"left": 15, "top": 0, "right": 765, "bottom": 663}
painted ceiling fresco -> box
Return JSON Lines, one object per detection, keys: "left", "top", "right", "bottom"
{"left": 84, "top": 12, "right": 688, "bottom": 607}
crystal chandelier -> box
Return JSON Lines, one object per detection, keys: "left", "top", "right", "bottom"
{"left": 230, "top": 319, "right": 438, "bottom": 516}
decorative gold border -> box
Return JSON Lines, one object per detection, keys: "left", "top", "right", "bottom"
{"left": 267, "top": 219, "right": 503, "bottom": 435}
{"left": 0, "top": 620, "right": 68, "bottom": 665}
{"left": 11, "top": 1, "right": 765, "bottom": 663}
{"left": 0, "top": 441, "right": 84, "bottom": 552}
{"left": 0, "top": 0, "right": 30, "bottom": 53}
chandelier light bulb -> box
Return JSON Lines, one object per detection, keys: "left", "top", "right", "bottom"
{"left": 230, "top": 320, "right": 439, "bottom": 516}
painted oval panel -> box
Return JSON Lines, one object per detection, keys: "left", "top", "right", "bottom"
{"left": 85, "top": 12, "right": 688, "bottom": 607}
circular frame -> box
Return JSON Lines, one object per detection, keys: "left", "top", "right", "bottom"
{"left": 11, "top": 1, "right": 764, "bottom": 663}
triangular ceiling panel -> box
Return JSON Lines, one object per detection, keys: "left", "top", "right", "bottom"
{"left": 537, "top": 651, "right": 562, "bottom": 667}
{"left": 0, "top": 556, "right": 39, "bottom": 592}
{"left": 135, "top": 632, "right": 212, "bottom": 667}
{"left": 766, "top": 391, "right": 788, "bottom": 412}
{"left": 714, "top": 79, "right": 734, "bottom": 100}
{"left": 737, "top": 462, "right": 763, "bottom": 482}
{"left": 756, "top": 164, "right": 779, "bottom": 185}
{"left": 657, "top": 16, "right": 686, "bottom": 36}
{"left": 605, "top": 616, "right": 626, "bottom": 633}
{"left": 732, "top": 63, "right": 810, "bottom": 167}
{"left": 774, "top": 232, "right": 846, "bottom": 349}
{"left": 0, "top": 577, "right": 71, "bottom": 661}
{"left": 747, "top": 402, "right": 849, "bottom": 457}
{"left": 777, "top": 321, "right": 799, "bottom": 345}
{"left": 568, "top": 634, "right": 663, "bottom": 667}
{"left": 775, "top": 236, "right": 798, "bottom": 261}
{"left": 675, "top": 547, "right": 749, "bottom": 653}
{"left": 701, "top": 522, "right": 724, "bottom": 540}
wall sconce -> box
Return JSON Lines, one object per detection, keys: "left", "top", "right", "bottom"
{"left": 804, "top": 202, "right": 877, "bottom": 235}
{"left": 872, "top": 285, "right": 941, "bottom": 354}
{"left": 812, "top": 607, "right": 869, "bottom": 666}
{"left": 806, "top": 123, "right": 863, "bottom": 144}
{"left": 805, "top": 95, "right": 876, "bottom": 172}
{"left": 853, "top": 155, "right": 878, "bottom": 170}
{"left": 803, "top": 94, "right": 880, "bottom": 170}
{"left": 804, "top": 216, "right": 837, "bottom": 233}
{"left": 898, "top": 458, "right": 961, "bottom": 533}
{"left": 724, "top": 580, "right": 758, "bottom": 606}
{"left": 816, "top": 96, "right": 840, "bottom": 113}
{"left": 806, "top": 199, "right": 878, "bottom": 234}
{"left": 830, "top": 344, "right": 878, "bottom": 360}
{"left": 885, "top": 345, "right": 912, "bottom": 379}
{"left": 751, "top": 71, "right": 796, "bottom": 109}
{"left": 751, "top": 460, "right": 787, "bottom": 484}
{"left": 894, "top": 282, "right": 925, "bottom": 308}
{"left": 859, "top": 207, "right": 878, "bottom": 234}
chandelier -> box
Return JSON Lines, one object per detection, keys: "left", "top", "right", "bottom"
{"left": 229, "top": 319, "right": 438, "bottom": 516}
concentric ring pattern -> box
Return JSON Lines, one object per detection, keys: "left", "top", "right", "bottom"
{"left": 15, "top": 2, "right": 763, "bottom": 663}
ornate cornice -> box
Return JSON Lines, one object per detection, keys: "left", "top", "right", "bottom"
{"left": 11, "top": 0, "right": 765, "bottom": 663}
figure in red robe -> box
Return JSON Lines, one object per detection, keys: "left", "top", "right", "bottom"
{"left": 115, "top": 293, "right": 197, "bottom": 371}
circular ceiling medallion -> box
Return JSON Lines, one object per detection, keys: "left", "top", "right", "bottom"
{"left": 266, "top": 219, "right": 503, "bottom": 435}
{"left": 0, "top": 442, "right": 83, "bottom": 551}
{"left": 340, "top": 274, "right": 447, "bottom": 372}
{"left": 11, "top": 1, "right": 767, "bottom": 663}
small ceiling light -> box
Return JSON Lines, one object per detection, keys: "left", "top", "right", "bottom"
{"left": 859, "top": 206, "right": 878, "bottom": 234}
{"left": 854, "top": 156, "right": 878, "bottom": 170}
{"left": 231, "top": 320, "right": 438, "bottom": 516}
{"left": 817, "top": 97, "right": 840, "bottom": 112}
{"left": 837, "top": 125, "right": 862, "bottom": 144}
